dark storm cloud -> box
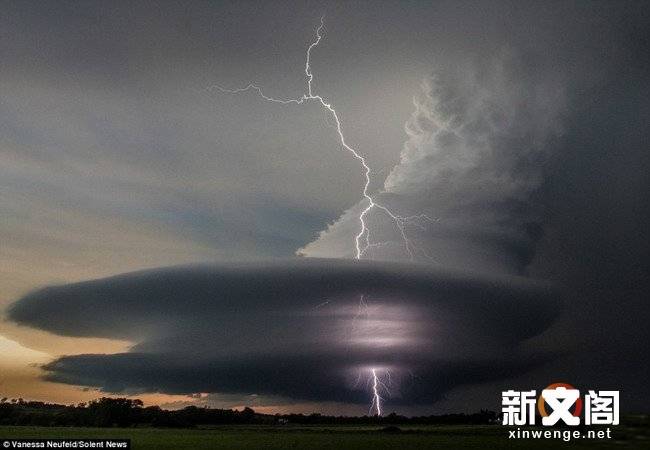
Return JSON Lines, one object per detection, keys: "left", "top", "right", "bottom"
{"left": 9, "top": 258, "right": 561, "bottom": 403}
{"left": 43, "top": 352, "right": 552, "bottom": 405}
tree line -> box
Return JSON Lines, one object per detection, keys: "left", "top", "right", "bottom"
{"left": 0, "top": 397, "right": 498, "bottom": 428}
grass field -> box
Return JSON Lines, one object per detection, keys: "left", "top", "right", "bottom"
{"left": 1, "top": 423, "right": 649, "bottom": 449}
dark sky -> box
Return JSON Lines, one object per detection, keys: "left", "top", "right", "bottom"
{"left": 1, "top": 0, "right": 649, "bottom": 413}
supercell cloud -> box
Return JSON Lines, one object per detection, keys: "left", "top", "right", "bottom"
{"left": 9, "top": 258, "right": 560, "bottom": 404}
{"left": 2, "top": 1, "right": 648, "bottom": 412}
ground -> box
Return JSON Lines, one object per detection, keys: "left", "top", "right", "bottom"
{"left": 1, "top": 423, "right": 649, "bottom": 449}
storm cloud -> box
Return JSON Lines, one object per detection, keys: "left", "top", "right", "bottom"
{"left": 1, "top": 0, "right": 648, "bottom": 413}
{"left": 9, "top": 258, "right": 560, "bottom": 404}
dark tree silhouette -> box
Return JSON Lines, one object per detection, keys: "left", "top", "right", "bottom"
{"left": 0, "top": 396, "right": 500, "bottom": 428}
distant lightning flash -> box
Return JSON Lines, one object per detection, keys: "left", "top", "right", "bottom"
{"left": 211, "top": 16, "right": 432, "bottom": 416}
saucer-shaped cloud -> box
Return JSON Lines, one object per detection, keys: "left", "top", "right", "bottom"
{"left": 8, "top": 258, "right": 560, "bottom": 404}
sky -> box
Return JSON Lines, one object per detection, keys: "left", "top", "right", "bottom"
{"left": 1, "top": 0, "right": 649, "bottom": 414}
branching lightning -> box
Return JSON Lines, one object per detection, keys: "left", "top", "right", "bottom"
{"left": 209, "top": 17, "right": 434, "bottom": 261}
{"left": 210, "top": 16, "right": 432, "bottom": 416}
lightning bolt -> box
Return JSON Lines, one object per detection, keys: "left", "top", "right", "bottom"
{"left": 210, "top": 16, "right": 433, "bottom": 416}
{"left": 370, "top": 368, "right": 382, "bottom": 416}
{"left": 209, "top": 17, "right": 434, "bottom": 261}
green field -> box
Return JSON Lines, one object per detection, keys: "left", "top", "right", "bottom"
{"left": 1, "top": 424, "right": 649, "bottom": 449}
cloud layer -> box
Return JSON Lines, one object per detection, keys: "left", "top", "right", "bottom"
{"left": 9, "top": 258, "right": 560, "bottom": 404}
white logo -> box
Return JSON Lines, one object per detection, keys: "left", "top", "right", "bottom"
{"left": 585, "top": 390, "right": 619, "bottom": 425}
{"left": 541, "top": 386, "right": 580, "bottom": 426}
{"left": 502, "top": 390, "right": 536, "bottom": 425}
{"left": 501, "top": 382, "right": 620, "bottom": 427}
